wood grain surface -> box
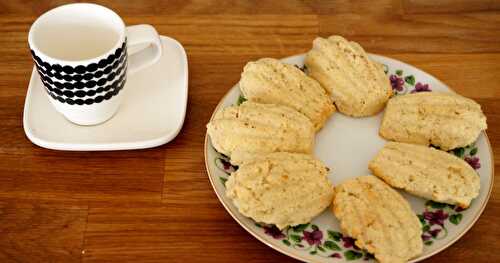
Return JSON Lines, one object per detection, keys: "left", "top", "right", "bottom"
{"left": 0, "top": 1, "right": 499, "bottom": 262}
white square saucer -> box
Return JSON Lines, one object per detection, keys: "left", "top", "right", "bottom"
{"left": 23, "top": 36, "right": 188, "bottom": 151}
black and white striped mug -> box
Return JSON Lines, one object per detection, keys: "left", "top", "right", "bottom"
{"left": 28, "top": 3, "right": 162, "bottom": 125}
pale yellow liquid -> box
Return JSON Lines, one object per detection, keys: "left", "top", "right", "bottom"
{"left": 35, "top": 23, "right": 119, "bottom": 61}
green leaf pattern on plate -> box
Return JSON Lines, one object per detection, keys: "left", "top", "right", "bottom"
{"left": 236, "top": 95, "right": 247, "bottom": 106}
{"left": 449, "top": 214, "right": 463, "bottom": 225}
{"left": 344, "top": 250, "right": 363, "bottom": 261}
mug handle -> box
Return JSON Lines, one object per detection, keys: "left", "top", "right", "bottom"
{"left": 126, "top": 24, "right": 162, "bottom": 75}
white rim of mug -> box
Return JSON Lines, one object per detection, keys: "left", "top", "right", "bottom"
{"left": 27, "top": 3, "right": 126, "bottom": 66}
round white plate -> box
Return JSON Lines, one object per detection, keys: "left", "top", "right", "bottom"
{"left": 204, "top": 54, "right": 493, "bottom": 262}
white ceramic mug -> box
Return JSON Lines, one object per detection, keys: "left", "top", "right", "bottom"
{"left": 28, "top": 3, "right": 162, "bottom": 125}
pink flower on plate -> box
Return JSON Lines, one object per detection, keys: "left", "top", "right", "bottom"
{"left": 219, "top": 157, "right": 237, "bottom": 173}
{"left": 390, "top": 75, "right": 404, "bottom": 92}
{"left": 411, "top": 82, "right": 431, "bottom": 93}
{"left": 263, "top": 225, "right": 285, "bottom": 239}
{"left": 429, "top": 228, "right": 442, "bottom": 238}
{"left": 303, "top": 230, "right": 323, "bottom": 245}
{"left": 423, "top": 209, "right": 448, "bottom": 226}
{"left": 342, "top": 236, "right": 356, "bottom": 248}
{"left": 464, "top": 156, "right": 481, "bottom": 170}
{"left": 421, "top": 234, "right": 432, "bottom": 241}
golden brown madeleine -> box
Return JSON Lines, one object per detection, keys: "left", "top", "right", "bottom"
{"left": 206, "top": 102, "right": 315, "bottom": 162}
{"left": 369, "top": 142, "right": 480, "bottom": 208}
{"left": 240, "top": 58, "right": 335, "bottom": 131}
{"left": 226, "top": 152, "right": 334, "bottom": 229}
{"left": 333, "top": 176, "right": 423, "bottom": 263}
{"left": 380, "top": 92, "right": 487, "bottom": 150}
{"left": 305, "top": 35, "right": 392, "bottom": 117}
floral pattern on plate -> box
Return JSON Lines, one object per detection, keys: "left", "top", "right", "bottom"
{"left": 386, "top": 67, "right": 431, "bottom": 95}
{"left": 256, "top": 223, "right": 374, "bottom": 261}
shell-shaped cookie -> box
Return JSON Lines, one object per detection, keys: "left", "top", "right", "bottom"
{"left": 207, "top": 102, "right": 315, "bottom": 161}
{"left": 369, "top": 142, "right": 480, "bottom": 208}
{"left": 226, "top": 152, "right": 334, "bottom": 229}
{"left": 240, "top": 58, "right": 335, "bottom": 131}
{"left": 305, "top": 35, "right": 392, "bottom": 117}
{"left": 380, "top": 92, "right": 487, "bottom": 150}
{"left": 333, "top": 176, "right": 423, "bottom": 263}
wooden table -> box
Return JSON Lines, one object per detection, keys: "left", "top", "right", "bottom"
{"left": 0, "top": 1, "right": 499, "bottom": 262}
